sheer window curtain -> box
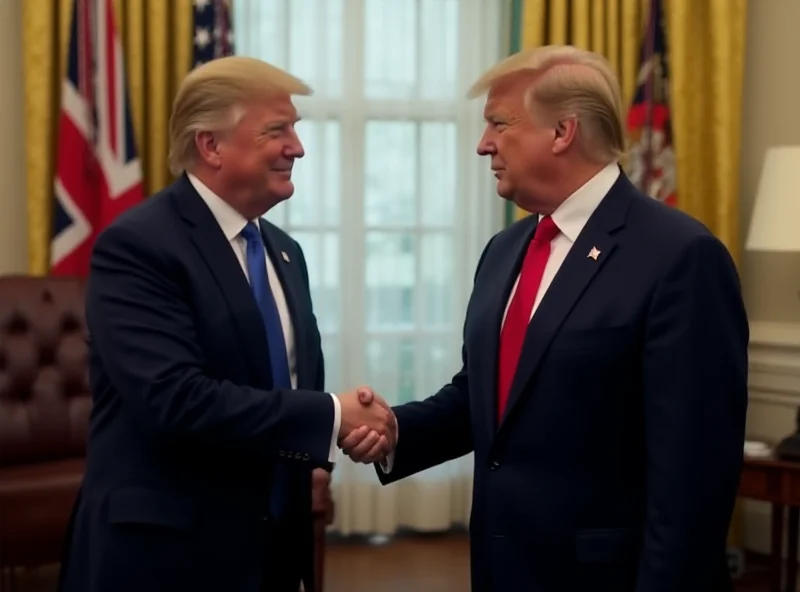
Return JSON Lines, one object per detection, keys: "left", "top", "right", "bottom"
{"left": 233, "top": 0, "right": 505, "bottom": 535}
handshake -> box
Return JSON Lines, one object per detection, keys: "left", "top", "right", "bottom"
{"left": 335, "top": 387, "right": 397, "bottom": 464}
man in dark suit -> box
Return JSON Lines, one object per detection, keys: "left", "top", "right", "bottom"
{"left": 58, "top": 56, "right": 396, "bottom": 592}
{"left": 342, "top": 45, "right": 748, "bottom": 591}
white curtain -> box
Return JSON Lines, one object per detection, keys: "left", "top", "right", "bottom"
{"left": 233, "top": 0, "right": 506, "bottom": 536}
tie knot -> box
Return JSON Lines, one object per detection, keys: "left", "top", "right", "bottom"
{"left": 533, "top": 215, "right": 559, "bottom": 244}
{"left": 240, "top": 222, "right": 263, "bottom": 245}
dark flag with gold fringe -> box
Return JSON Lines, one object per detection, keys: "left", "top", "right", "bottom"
{"left": 625, "top": 0, "right": 676, "bottom": 207}
{"left": 192, "top": 0, "right": 235, "bottom": 68}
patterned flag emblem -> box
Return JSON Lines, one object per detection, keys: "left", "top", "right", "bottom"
{"left": 51, "top": 0, "right": 143, "bottom": 276}
{"left": 625, "top": 0, "right": 676, "bottom": 206}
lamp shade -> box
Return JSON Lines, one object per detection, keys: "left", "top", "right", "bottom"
{"left": 746, "top": 145, "right": 800, "bottom": 252}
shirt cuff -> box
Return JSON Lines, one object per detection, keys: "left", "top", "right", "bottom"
{"left": 328, "top": 393, "right": 341, "bottom": 463}
{"left": 379, "top": 417, "right": 397, "bottom": 473}
{"left": 380, "top": 451, "right": 395, "bottom": 473}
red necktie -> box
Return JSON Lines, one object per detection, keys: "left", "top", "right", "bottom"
{"left": 497, "top": 215, "right": 560, "bottom": 420}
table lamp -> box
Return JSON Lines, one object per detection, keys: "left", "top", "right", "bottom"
{"left": 745, "top": 145, "right": 800, "bottom": 460}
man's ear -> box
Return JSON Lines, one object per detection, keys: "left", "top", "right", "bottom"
{"left": 194, "top": 131, "right": 223, "bottom": 168}
{"left": 552, "top": 117, "right": 578, "bottom": 155}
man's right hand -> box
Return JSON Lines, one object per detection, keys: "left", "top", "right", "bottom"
{"left": 336, "top": 387, "right": 396, "bottom": 461}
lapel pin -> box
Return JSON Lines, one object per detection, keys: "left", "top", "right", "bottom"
{"left": 588, "top": 246, "right": 601, "bottom": 261}
{"left": 281, "top": 251, "right": 290, "bottom": 263}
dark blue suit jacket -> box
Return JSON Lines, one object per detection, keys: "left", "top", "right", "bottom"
{"left": 378, "top": 173, "right": 748, "bottom": 592}
{"left": 58, "top": 175, "right": 333, "bottom": 592}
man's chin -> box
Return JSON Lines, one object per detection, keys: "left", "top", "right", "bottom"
{"left": 269, "top": 181, "right": 295, "bottom": 201}
{"left": 495, "top": 181, "right": 515, "bottom": 200}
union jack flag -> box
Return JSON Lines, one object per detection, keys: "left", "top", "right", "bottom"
{"left": 193, "top": 0, "right": 235, "bottom": 69}
{"left": 625, "top": 0, "right": 676, "bottom": 206}
{"left": 51, "top": 0, "right": 143, "bottom": 277}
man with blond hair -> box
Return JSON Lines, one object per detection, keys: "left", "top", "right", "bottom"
{"left": 343, "top": 45, "right": 748, "bottom": 591}
{"left": 57, "top": 56, "right": 395, "bottom": 592}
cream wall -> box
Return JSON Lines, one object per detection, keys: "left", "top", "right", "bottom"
{"left": 740, "top": 0, "right": 800, "bottom": 323}
{"left": 0, "top": 0, "right": 27, "bottom": 274}
{"left": 739, "top": 0, "right": 800, "bottom": 556}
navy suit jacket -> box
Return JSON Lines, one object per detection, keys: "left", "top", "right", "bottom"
{"left": 58, "top": 175, "right": 333, "bottom": 592}
{"left": 378, "top": 173, "right": 749, "bottom": 592}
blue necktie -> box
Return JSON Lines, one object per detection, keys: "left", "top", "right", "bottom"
{"left": 240, "top": 222, "right": 291, "bottom": 518}
{"left": 240, "top": 222, "right": 292, "bottom": 390}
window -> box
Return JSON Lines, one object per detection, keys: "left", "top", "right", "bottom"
{"left": 234, "top": 0, "right": 504, "bottom": 483}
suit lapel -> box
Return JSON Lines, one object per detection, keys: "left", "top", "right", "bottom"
{"left": 497, "top": 176, "right": 634, "bottom": 431}
{"left": 259, "top": 221, "right": 312, "bottom": 389}
{"left": 170, "top": 176, "right": 273, "bottom": 388}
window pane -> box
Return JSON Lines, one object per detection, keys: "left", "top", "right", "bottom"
{"left": 365, "top": 336, "right": 453, "bottom": 405}
{"left": 321, "top": 333, "right": 341, "bottom": 393}
{"left": 234, "top": 0, "right": 343, "bottom": 97}
{"left": 288, "top": 0, "right": 344, "bottom": 97}
{"left": 365, "top": 231, "right": 415, "bottom": 331}
{"left": 416, "top": 335, "right": 453, "bottom": 399}
{"left": 364, "top": 122, "right": 416, "bottom": 227}
{"left": 364, "top": 0, "right": 417, "bottom": 99}
{"left": 290, "top": 231, "right": 340, "bottom": 334}
{"left": 232, "top": 0, "right": 285, "bottom": 62}
{"left": 420, "top": 233, "right": 453, "bottom": 329}
{"left": 421, "top": 122, "right": 457, "bottom": 227}
{"left": 419, "top": 0, "right": 459, "bottom": 99}
{"left": 365, "top": 337, "right": 416, "bottom": 405}
{"left": 290, "top": 120, "right": 341, "bottom": 227}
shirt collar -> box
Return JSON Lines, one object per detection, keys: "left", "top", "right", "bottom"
{"left": 540, "top": 162, "right": 620, "bottom": 242}
{"left": 187, "top": 173, "right": 253, "bottom": 241}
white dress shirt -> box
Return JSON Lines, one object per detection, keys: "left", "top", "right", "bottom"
{"left": 382, "top": 162, "right": 620, "bottom": 473}
{"left": 502, "top": 162, "right": 620, "bottom": 325}
{"left": 188, "top": 174, "right": 341, "bottom": 463}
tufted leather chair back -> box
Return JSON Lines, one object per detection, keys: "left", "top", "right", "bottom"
{"left": 0, "top": 276, "right": 90, "bottom": 467}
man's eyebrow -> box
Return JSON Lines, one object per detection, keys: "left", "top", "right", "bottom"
{"left": 264, "top": 116, "right": 301, "bottom": 129}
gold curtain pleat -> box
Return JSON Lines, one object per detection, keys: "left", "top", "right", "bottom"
{"left": 22, "top": 0, "right": 193, "bottom": 275}
{"left": 514, "top": 0, "right": 747, "bottom": 265}
{"left": 664, "top": 0, "right": 747, "bottom": 264}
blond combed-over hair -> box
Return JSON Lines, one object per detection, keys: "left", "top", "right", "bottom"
{"left": 168, "top": 56, "right": 312, "bottom": 175}
{"left": 467, "top": 45, "right": 625, "bottom": 164}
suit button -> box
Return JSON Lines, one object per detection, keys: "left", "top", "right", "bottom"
{"left": 489, "top": 460, "right": 500, "bottom": 471}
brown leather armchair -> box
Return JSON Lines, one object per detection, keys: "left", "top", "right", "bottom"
{"left": 0, "top": 276, "right": 90, "bottom": 589}
{"left": 0, "top": 275, "right": 332, "bottom": 590}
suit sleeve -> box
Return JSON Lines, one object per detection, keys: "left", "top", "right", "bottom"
{"left": 86, "top": 223, "right": 335, "bottom": 467}
{"left": 376, "top": 352, "right": 472, "bottom": 484}
{"left": 375, "top": 236, "right": 496, "bottom": 484}
{"left": 636, "top": 234, "right": 749, "bottom": 591}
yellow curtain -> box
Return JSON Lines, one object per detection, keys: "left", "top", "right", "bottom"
{"left": 515, "top": 0, "right": 747, "bottom": 263}
{"left": 664, "top": 0, "right": 747, "bottom": 264}
{"left": 22, "top": 0, "right": 193, "bottom": 276}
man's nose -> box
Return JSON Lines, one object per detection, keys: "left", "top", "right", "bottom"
{"left": 285, "top": 132, "right": 304, "bottom": 158}
{"left": 476, "top": 127, "right": 496, "bottom": 156}
{"left": 476, "top": 137, "right": 495, "bottom": 156}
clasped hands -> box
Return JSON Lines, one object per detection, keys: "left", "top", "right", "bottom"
{"left": 336, "top": 387, "right": 396, "bottom": 464}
